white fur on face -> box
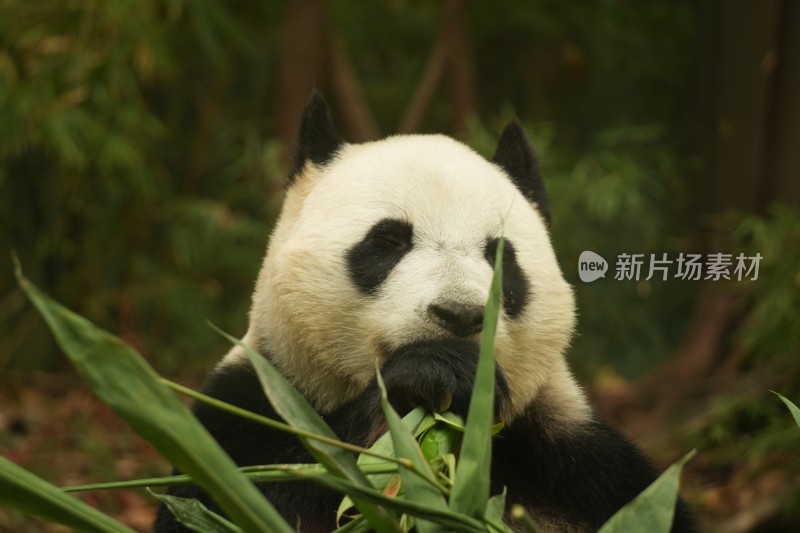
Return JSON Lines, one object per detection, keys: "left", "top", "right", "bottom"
{"left": 226, "top": 134, "right": 586, "bottom": 421}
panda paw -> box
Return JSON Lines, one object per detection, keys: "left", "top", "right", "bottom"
{"left": 379, "top": 339, "right": 509, "bottom": 420}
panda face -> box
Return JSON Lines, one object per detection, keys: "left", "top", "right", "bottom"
{"left": 235, "top": 97, "right": 577, "bottom": 421}
{"left": 239, "top": 139, "right": 575, "bottom": 420}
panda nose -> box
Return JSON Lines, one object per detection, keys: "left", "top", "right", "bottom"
{"left": 428, "top": 302, "right": 485, "bottom": 337}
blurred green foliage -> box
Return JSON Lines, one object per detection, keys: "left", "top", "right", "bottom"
{"left": 732, "top": 206, "right": 800, "bottom": 363}
{"left": 467, "top": 119, "right": 699, "bottom": 379}
{"left": 683, "top": 209, "right": 800, "bottom": 499}
{"left": 693, "top": 207, "right": 800, "bottom": 454}
{"left": 3, "top": 4, "right": 800, "bottom": 531}
{"left": 2, "top": 0, "right": 792, "bottom": 390}
{"left": 0, "top": 0, "right": 287, "bottom": 373}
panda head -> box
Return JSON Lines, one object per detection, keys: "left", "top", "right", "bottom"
{"left": 235, "top": 92, "right": 581, "bottom": 423}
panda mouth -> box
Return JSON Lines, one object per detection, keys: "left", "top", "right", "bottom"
{"left": 376, "top": 339, "right": 508, "bottom": 419}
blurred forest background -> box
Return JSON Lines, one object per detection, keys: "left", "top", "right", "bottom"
{"left": 1, "top": 0, "right": 799, "bottom": 531}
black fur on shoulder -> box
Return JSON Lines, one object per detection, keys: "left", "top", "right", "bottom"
{"left": 493, "top": 408, "right": 700, "bottom": 532}
{"left": 288, "top": 90, "right": 344, "bottom": 184}
{"left": 491, "top": 121, "right": 552, "bottom": 228}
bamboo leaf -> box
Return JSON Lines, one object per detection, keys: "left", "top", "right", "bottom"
{"left": 215, "top": 328, "right": 403, "bottom": 533}
{"left": 772, "top": 391, "right": 800, "bottom": 429}
{"left": 418, "top": 422, "right": 460, "bottom": 465}
{"left": 432, "top": 412, "right": 465, "bottom": 432}
{"left": 414, "top": 412, "right": 440, "bottom": 439}
{"left": 0, "top": 455, "right": 135, "bottom": 533}
{"left": 449, "top": 237, "right": 504, "bottom": 516}
{"left": 14, "top": 265, "right": 292, "bottom": 533}
{"left": 598, "top": 450, "right": 696, "bottom": 533}
{"left": 376, "top": 369, "right": 450, "bottom": 533}
{"left": 337, "top": 408, "right": 428, "bottom": 523}
{"left": 63, "top": 463, "right": 398, "bottom": 493}
{"left": 281, "top": 469, "right": 485, "bottom": 532}
{"left": 360, "top": 407, "right": 428, "bottom": 490}
{"left": 484, "top": 488, "right": 506, "bottom": 523}
{"left": 332, "top": 516, "right": 372, "bottom": 533}
{"left": 150, "top": 491, "right": 243, "bottom": 533}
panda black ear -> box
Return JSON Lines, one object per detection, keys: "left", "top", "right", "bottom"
{"left": 288, "top": 90, "right": 344, "bottom": 184}
{"left": 491, "top": 121, "right": 551, "bottom": 227}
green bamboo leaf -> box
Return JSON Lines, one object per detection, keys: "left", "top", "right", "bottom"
{"left": 414, "top": 412, "right": 440, "bottom": 439}
{"left": 63, "top": 463, "right": 398, "bottom": 493}
{"left": 430, "top": 412, "right": 503, "bottom": 436}
{"left": 772, "top": 391, "right": 800, "bottom": 429}
{"left": 432, "top": 412, "right": 465, "bottom": 431}
{"left": 14, "top": 265, "right": 292, "bottom": 533}
{"left": 215, "top": 329, "right": 403, "bottom": 533}
{"left": 484, "top": 488, "right": 506, "bottom": 523}
{"left": 335, "top": 495, "right": 357, "bottom": 529}
{"left": 332, "top": 516, "right": 371, "bottom": 533}
{"left": 598, "top": 450, "right": 696, "bottom": 533}
{"left": 376, "top": 370, "right": 450, "bottom": 533}
{"left": 281, "top": 469, "right": 485, "bottom": 532}
{"left": 361, "top": 407, "right": 428, "bottom": 489}
{"left": 0, "top": 455, "right": 135, "bottom": 533}
{"left": 419, "top": 422, "right": 460, "bottom": 464}
{"left": 337, "top": 408, "right": 427, "bottom": 522}
{"left": 150, "top": 491, "right": 242, "bottom": 533}
{"left": 160, "top": 378, "right": 398, "bottom": 465}
{"left": 449, "top": 237, "right": 504, "bottom": 516}
{"left": 485, "top": 489, "right": 515, "bottom": 533}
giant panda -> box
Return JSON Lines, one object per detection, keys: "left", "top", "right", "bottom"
{"left": 154, "top": 91, "right": 698, "bottom": 533}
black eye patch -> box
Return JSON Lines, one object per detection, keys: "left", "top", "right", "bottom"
{"left": 485, "top": 238, "right": 529, "bottom": 318}
{"left": 347, "top": 218, "right": 414, "bottom": 294}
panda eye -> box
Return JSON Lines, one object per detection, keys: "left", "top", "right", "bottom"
{"left": 367, "top": 219, "right": 413, "bottom": 251}
{"left": 484, "top": 238, "right": 514, "bottom": 266}
{"left": 484, "top": 237, "right": 530, "bottom": 319}
{"left": 347, "top": 218, "right": 414, "bottom": 294}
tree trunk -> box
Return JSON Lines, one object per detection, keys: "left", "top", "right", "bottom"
{"left": 398, "top": 24, "right": 452, "bottom": 134}
{"left": 446, "top": 0, "right": 477, "bottom": 135}
{"left": 759, "top": 0, "right": 800, "bottom": 212}
{"left": 329, "top": 35, "right": 380, "bottom": 142}
{"left": 277, "top": 0, "right": 328, "bottom": 155}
